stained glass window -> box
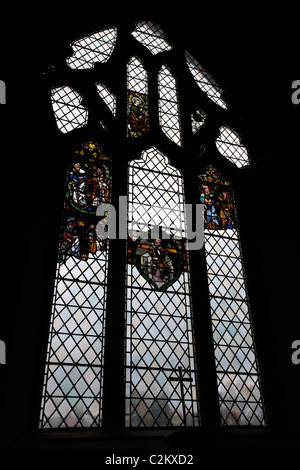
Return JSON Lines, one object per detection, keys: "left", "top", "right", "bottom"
{"left": 216, "top": 126, "right": 250, "bottom": 168}
{"left": 131, "top": 21, "right": 172, "bottom": 55}
{"left": 199, "top": 166, "right": 265, "bottom": 425}
{"left": 40, "top": 140, "right": 112, "bottom": 428}
{"left": 42, "top": 20, "right": 267, "bottom": 431}
{"left": 51, "top": 86, "right": 88, "bottom": 134}
{"left": 127, "top": 57, "right": 148, "bottom": 138}
{"left": 125, "top": 147, "right": 200, "bottom": 427}
{"left": 185, "top": 50, "right": 228, "bottom": 109}
{"left": 158, "top": 65, "right": 182, "bottom": 146}
{"left": 67, "top": 28, "right": 117, "bottom": 69}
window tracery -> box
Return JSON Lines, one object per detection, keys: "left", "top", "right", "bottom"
{"left": 131, "top": 21, "right": 172, "bottom": 55}
{"left": 191, "top": 108, "right": 207, "bottom": 134}
{"left": 185, "top": 50, "right": 228, "bottom": 109}
{"left": 216, "top": 126, "right": 250, "bottom": 168}
{"left": 96, "top": 83, "right": 116, "bottom": 117}
{"left": 41, "top": 19, "right": 266, "bottom": 429}
{"left": 67, "top": 28, "right": 117, "bottom": 69}
{"left": 51, "top": 86, "right": 88, "bottom": 134}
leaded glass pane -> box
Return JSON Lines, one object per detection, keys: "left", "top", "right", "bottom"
{"left": 191, "top": 109, "right": 207, "bottom": 134}
{"left": 125, "top": 147, "right": 200, "bottom": 427}
{"left": 199, "top": 166, "right": 266, "bottom": 425}
{"left": 127, "top": 57, "right": 148, "bottom": 138}
{"left": 51, "top": 86, "right": 88, "bottom": 134}
{"left": 40, "top": 140, "right": 111, "bottom": 428}
{"left": 158, "top": 65, "right": 182, "bottom": 146}
{"left": 96, "top": 83, "right": 116, "bottom": 116}
{"left": 216, "top": 126, "right": 250, "bottom": 168}
{"left": 131, "top": 21, "right": 172, "bottom": 55}
{"left": 66, "top": 28, "right": 117, "bottom": 69}
{"left": 185, "top": 50, "right": 228, "bottom": 109}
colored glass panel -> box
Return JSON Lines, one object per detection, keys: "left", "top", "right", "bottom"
{"left": 40, "top": 140, "right": 111, "bottom": 428}
{"left": 127, "top": 57, "right": 148, "bottom": 138}
{"left": 125, "top": 147, "right": 200, "bottom": 427}
{"left": 199, "top": 167, "right": 236, "bottom": 230}
{"left": 199, "top": 166, "right": 265, "bottom": 425}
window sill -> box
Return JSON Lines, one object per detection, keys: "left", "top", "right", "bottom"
{"left": 2, "top": 427, "right": 300, "bottom": 452}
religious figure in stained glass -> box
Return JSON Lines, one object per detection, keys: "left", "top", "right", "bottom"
{"left": 128, "top": 229, "right": 186, "bottom": 290}
{"left": 199, "top": 167, "right": 236, "bottom": 230}
{"left": 127, "top": 92, "right": 148, "bottom": 138}
{"left": 125, "top": 147, "right": 199, "bottom": 427}
{"left": 68, "top": 159, "right": 87, "bottom": 206}
{"left": 41, "top": 139, "right": 111, "bottom": 428}
{"left": 60, "top": 216, "right": 80, "bottom": 259}
{"left": 59, "top": 140, "right": 111, "bottom": 262}
{"left": 199, "top": 165, "right": 265, "bottom": 425}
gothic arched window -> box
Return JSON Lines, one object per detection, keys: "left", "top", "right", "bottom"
{"left": 125, "top": 147, "right": 199, "bottom": 427}
{"left": 199, "top": 166, "right": 264, "bottom": 425}
{"left": 39, "top": 20, "right": 266, "bottom": 429}
{"left": 40, "top": 141, "right": 112, "bottom": 428}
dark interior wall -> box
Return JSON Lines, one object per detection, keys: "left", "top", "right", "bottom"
{"left": 249, "top": 146, "right": 300, "bottom": 428}
{"left": 0, "top": 2, "right": 299, "bottom": 446}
